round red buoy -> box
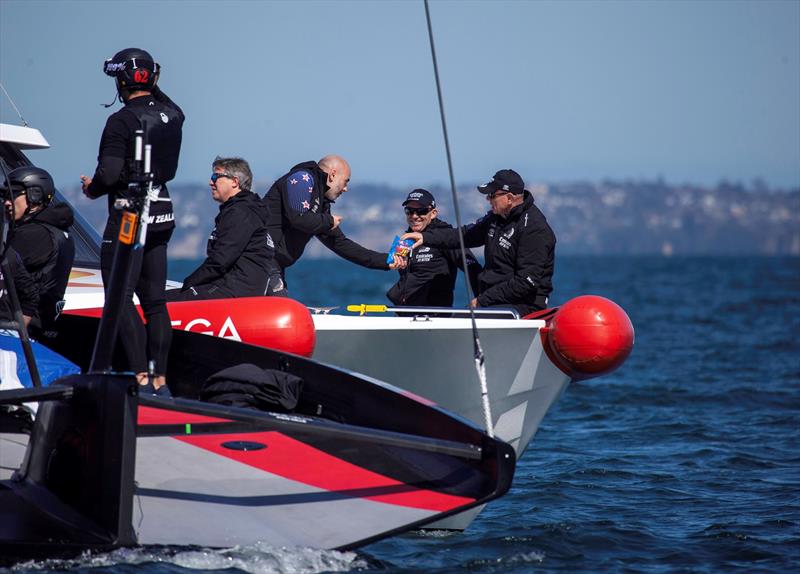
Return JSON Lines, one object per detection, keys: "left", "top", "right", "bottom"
{"left": 166, "top": 297, "right": 316, "bottom": 357}
{"left": 544, "top": 295, "right": 634, "bottom": 380}
{"left": 72, "top": 297, "right": 317, "bottom": 357}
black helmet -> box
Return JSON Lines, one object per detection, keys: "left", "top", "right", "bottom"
{"left": 0, "top": 166, "right": 55, "bottom": 207}
{"left": 103, "top": 47, "right": 160, "bottom": 91}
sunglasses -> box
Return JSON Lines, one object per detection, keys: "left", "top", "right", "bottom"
{"left": 486, "top": 191, "right": 512, "bottom": 200}
{"left": 210, "top": 172, "right": 235, "bottom": 183}
{"left": 405, "top": 207, "right": 432, "bottom": 217}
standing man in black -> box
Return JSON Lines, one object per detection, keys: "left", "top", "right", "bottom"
{"left": 2, "top": 166, "right": 75, "bottom": 338}
{"left": 403, "top": 170, "right": 556, "bottom": 317}
{"left": 167, "top": 157, "right": 275, "bottom": 301}
{"left": 387, "top": 189, "right": 482, "bottom": 308}
{"left": 263, "top": 154, "right": 403, "bottom": 293}
{"left": 80, "top": 48, "right": 184, "bottom": 394}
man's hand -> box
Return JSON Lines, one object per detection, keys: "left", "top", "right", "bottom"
{"left": 401, "top": 231, "right": 423, "bottom": 249}
{"left": 469, "top": 298, "right": 479, "bottom": 308}
{"left": 388, "top": 254, "right": 407, "bottom": 270}
{"left": 80, "top": 175, "right": 94, "bottom": 198}
{"left": 331, "top": 215, "right": 343, "bottom": 230}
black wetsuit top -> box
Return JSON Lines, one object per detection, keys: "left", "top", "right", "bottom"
{"left": 87, "top": 87, "right": 184, "bottom": 234}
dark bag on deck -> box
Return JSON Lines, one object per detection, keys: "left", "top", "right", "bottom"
{"left": 200, "top": 363, "right": 303, "bottom": 412}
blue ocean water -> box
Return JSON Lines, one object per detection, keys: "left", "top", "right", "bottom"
{"left": 6, "top": 256, "right": 799, "bottom": 573}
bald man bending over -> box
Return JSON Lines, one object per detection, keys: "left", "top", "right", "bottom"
{"left": 263, "top": 155, "right": 403, "bottom": 293}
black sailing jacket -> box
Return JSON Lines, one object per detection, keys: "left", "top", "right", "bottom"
{"left": 182, "top": 191, "right": 274, "bottom": 297}
{"left": 10, "top": 203, "right": 75, "bottom": 333}
{"left": 387, "top": 218, "right": 482, "bottom": 307}
{"left": 0, "top": 247, "right": 39, "bottom": 322}
{"left": 87, "top": 87, "right": 184, "bottom": 235}
{"left": 422, "top": 191, "right": 556, "bottom": 316}
{"left": 263, "top": 161, "right": 388, "bottom": 270}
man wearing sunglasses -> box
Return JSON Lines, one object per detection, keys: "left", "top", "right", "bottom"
{"left": 402, "top": 169, "right": 556, "bottom": 317}
{"left": 2, "top": 166, "right": 75, "bottom": 338}
{"left": 263, "top": 155, "right": 404, "bottom": 292}
{"left": 167, "top": 157, "right": 276, "bottom": 302}
{"left": 387, "top": 189, "right": 481, "bottom": 308}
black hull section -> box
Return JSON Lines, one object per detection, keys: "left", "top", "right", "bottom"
{"left": 0, "top": 376, "right": 137, "bottom": 564}
{"left": 0, "top": 314, "right": 515, "bottom": 561}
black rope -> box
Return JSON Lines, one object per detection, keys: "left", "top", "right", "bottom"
{"left": 423, "top": 0, "right": 481, "bottom": 343}
{"left": 424, "top": 0, "right": 492, "bottom": 435}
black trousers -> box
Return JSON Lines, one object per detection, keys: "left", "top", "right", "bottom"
{"left": 101, "top": 224, "right": 173, "bottom": 376}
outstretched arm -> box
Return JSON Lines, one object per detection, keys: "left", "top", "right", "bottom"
{"left": 317, "top": 227, "right": 392, "bottom": 270}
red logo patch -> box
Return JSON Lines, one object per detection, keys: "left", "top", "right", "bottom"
{"left": 133, "top": 69, "right": 149, "bottom": 83}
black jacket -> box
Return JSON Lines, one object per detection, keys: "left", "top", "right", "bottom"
{"left": 387, "top": 218, "right": 482, "bottom": 307}
{"left": 87, "top": 88, "right": 184, "bottom": 234}
{"left": 0, "top": 247, "right": 39, "bottom": 322}
{"left": 182, "top": 191, "right": 274, "bottom": 297}
{"left": 422, "top": 191, "right": 556, "bottom": 315}
{"left": 10, "top": 203, "right": 76, "bottom": 333}
{"left": 263, "top": 161, "right": 388, "bottom": 270}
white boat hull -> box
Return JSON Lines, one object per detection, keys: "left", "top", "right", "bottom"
{"left": 311, "top": 314, "right": 571, "bottom": 530}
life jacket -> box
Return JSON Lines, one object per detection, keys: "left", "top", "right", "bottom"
{"left": 119, "top": 97, "right": 183, "bottom": 233}
{"left": 34, "top": 222, "right": 75, "bottom": 336}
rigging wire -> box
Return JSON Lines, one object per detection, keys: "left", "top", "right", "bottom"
{"left": 0, "top": 82, "right": 28, "bottom": 127}
{"left": 423, "top": 0, "right": 494, "bottom": 437}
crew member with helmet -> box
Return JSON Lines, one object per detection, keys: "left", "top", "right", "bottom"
{"left": 80, "top": 47, "right": 184, "bottom": 395}
{"left": 387, "top": 189, "right": 482, "bottom": 308}
{"left": 2, "top": 166, "right": 75, "bottom": 337}
{"left": 403, "top": 169, "right": 556, "bottom": 317}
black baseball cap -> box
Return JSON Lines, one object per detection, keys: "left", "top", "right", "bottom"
{"left": 402, "top": 188, "right": 436, "bottom": 208}
{"left": 478, "top": 169, "right": 525, "bottom": 195}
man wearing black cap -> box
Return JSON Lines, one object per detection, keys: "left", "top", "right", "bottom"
{"left": 402, "top": 169, "right": 556, "bottom": 317}
{"left": 387, "top": 189, "right": 481, "bottom": 308}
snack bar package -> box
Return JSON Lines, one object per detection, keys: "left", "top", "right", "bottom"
{"left": 386, "top": 235, "right": 414, "bottom": 264}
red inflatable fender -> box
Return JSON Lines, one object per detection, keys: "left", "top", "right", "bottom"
{"left": 69, "top": 297, "right": 316, "bottom": 357}
{"left": 538, "top": 295, "right": 634, "bottom": 381}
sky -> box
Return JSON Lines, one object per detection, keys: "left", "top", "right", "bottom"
{"left": 1, "top": 0, "right": 798, "bottom": 191}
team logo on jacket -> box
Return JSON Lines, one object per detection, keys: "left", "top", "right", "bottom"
{"left": 145, "top": 213, "right": 175, "bottom": 224}
{"left": 160, "top": 112, "right": 169, "bottom": 123}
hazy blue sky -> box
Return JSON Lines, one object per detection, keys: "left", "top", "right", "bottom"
{"left": 1, "top": 0, "right": 798, "bottom": 190}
